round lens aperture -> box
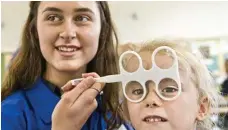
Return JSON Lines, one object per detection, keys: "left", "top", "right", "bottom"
{"left": 121, "top": 53, "right": 140, "bottom": 73}
{"left": 154, "top": 49, "right": 175, "bottom": 69}
{"left": 125, "top": 81, "right": 145, "bottom": 102}
{"left": 157, "top": 78, "right": 180, "bottom": 100}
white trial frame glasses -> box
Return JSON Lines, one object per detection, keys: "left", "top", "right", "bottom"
{"left": 72, "top": 46, "right": 182, "bottom": 103}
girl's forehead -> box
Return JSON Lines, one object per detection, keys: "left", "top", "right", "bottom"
{"left": 125, "top": 50, "right": 193, "bottom": 86}
{"left": 125, "top": 51, "right": 175, "bottom": 71}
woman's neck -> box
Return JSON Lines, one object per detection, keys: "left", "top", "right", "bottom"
{"left": 43, "top": 66, "right": 87, "bottom": 88}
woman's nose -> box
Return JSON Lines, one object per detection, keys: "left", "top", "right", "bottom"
{"left": 59, "top": 20, "right": 77, "bottom": 41}
{"left": 59, "top": 31, "right": 76, "bottom": 40}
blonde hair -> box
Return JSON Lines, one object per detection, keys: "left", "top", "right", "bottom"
{"left": 118, "top": 42, "right": 141, "bottom": 55}
{"left": 119, "top": 39, "right": 225, "bottom": 129}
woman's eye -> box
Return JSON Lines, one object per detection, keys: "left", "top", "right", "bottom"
{"left": 75, "top": 15, "right": 90, "bottom": 22}
{"left": 132, "top": 89, "right": 144, "bottom": 95}
{"left": 47, "top": 15, "right": 61, "bottom": 22}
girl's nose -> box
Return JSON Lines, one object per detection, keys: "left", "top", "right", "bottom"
{"left": 144, "top": 81, "right": 163, "bottom": 108}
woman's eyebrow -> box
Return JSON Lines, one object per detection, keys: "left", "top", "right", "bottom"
{"left": 73, "top": 7, "right": 95, "bottom": 15}
{"left": 42, "top": 7, "right": 62, "bottom": 14}
{"left": 42, "top": 7, "right": 95, "bottom": 15}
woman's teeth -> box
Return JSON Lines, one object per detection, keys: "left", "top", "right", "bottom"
{"left": 57, "top": 47, "right": 77, "bottom": 52}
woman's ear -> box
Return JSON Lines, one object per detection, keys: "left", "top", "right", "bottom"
{"left": 196, "top": 96, "right": 210, "bottom": 120}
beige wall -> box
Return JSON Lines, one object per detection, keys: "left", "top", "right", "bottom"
{"left": 1, "top": 1, "right": 29, "bottom": 52}
{"left": 1, "top": 1, "right": 228, "bottom": 52}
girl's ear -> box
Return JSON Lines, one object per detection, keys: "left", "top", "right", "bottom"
{"left": 196, "top": 96, "right": 210, "bottom": 120}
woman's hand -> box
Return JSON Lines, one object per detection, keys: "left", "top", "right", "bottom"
{"left": 51, "top": 72, "right": 105, "bottom": 130}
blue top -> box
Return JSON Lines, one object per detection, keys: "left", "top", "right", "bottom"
{"left": 2, "top": 77, "right": 132, "bottom": 130}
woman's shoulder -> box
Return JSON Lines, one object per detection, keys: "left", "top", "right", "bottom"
{"left": 2, "top": 90, "right": 28, "bottom": 113}
{"left": 1, "top": 77, "right": 46, "bottom": 112}
{"left": 1, "top": 90, "right": 38, "bottom": 130}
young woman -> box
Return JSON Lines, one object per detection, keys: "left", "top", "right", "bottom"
{"left": 2, "top": 1, "right": 125, "bottom": 130}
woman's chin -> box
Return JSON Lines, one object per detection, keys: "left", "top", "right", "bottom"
{"left": 55, "top": 63, "right": 85, "bottom": 73}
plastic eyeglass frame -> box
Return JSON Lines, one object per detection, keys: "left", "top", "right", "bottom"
{"left": 72, "top": 46, "right": 182, "bottom": 103}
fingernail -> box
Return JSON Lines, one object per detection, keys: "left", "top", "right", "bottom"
{"left": 61, "top": 86, "right": 66, "bottom": 91}
{"left": 71, "top": 80, "right": 79, "bottom": 86}
{"left": 61, "top": 85, "right": 67, "bottom": 91}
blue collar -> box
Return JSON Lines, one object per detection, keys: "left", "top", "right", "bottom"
{"left": 24, "top": 77, "right": 60, "bottom": 124}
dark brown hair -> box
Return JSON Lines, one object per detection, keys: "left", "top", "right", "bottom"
{"left": 1, "top": 1, "right": 123, "bottom": 129}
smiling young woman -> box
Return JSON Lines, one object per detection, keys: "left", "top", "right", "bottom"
{"left": 1, "top": 1, "right": 127, "bottom": 130}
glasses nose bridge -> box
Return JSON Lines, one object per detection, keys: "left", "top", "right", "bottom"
{"left": 143, "top": 81, "right": 157, "bottom": 97}
{"left": 143, "top": 84, "right": 163, "bottom": 106}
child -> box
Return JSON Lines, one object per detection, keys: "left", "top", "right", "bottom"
{"left": 118, "top": 40, "right": 225, "bottom": 130}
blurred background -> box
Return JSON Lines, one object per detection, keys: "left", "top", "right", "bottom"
{"left": 1, "top": 1, "right": 228, "bottom": 129}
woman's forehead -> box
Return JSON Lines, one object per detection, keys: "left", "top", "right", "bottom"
{"left": 38, "top": 1, "right": 98, "bottom": 14}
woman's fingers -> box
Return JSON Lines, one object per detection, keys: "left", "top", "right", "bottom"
{"left": 62, "top": 72, "right": 99, "bottom": 92}
{"left": 61, "top": 80, "right": 80, "bottom": 92}
{"left": 82, "top": 72, "right": 105, "bottom": 90}
{"left": 52, "top": 73, "right": 107, "bottom": 130}
{"left": 70, "top": 73, "right": 105, "bottom": 108}
{"left": 61, "top": 72, "right": 105, "bottom": 108}
{"left": 73, "top": 83, "right": 101, "bottom": 109}
{"left": 61, "top": 76, "right": 96, "bottom": 106}
{"left": 82, "top": 72, "right": 100, "bottom": 78}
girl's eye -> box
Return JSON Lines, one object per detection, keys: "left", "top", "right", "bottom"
{"left": 162, "top": 86, "right": 178, "bottom": 93}
{"left": 75, "top": 15, "right": 90, "bottom": 22}
{"left": 132, "top": 89, "right": 144, "bottom": 95}
{"left": 47, "top": 15, "right": 62, "bottom": 22}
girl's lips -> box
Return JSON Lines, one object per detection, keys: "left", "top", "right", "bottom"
{"left": 142, "top": 115, "right": 168, "bottom": 123}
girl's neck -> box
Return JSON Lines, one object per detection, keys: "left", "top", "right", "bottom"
{"left": 43, "top": 66, "right": 87, "bottom": 88}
